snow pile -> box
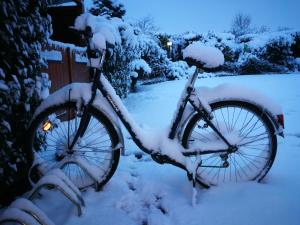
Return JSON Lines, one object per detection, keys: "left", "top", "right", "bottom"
{"left": 196, "top": 83, "right": 282, "bottom": 115}
{"left": 35, "top": 73, "right": 50, "bottom": 100}
{"left": 0, "top": 208, "right": 41, "bottom": 225}
{"left": 168, "top": 61, "right": 194, "bottom": 79}
{"left": 183, "top": 42, "right": 224, "bottom": 68}
{"left": 130, "top": 59, "right": 152, "bottom": 75}
{"left": 75, "top": 53, "right": 88, "bottom": 63}
{"left": 26, "top": 74, "right": 300, "bottom": 225}
{"left": 41, "top": 50, "right": 62, "bottom": 61}
{"left": 48, "top": 39, "right": 87, "bottom": 52}
{"left": 10, "top": 198, "right": 55, "bottom": 225}
{"left": 47, "top": 169, "right": 82, "bottom": 199}
{"left": 92, "top": 32, "right": 107, "bottom": 50}
{"left": 33, "top": 83, "right": 114, "bottom": 120}
{"left": 74, "top": 13, "right": 121, "bottom": 49}
{"left": 238, "top": 30, "right": 295, "bottom": 49}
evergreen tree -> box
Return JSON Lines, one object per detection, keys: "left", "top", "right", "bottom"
{"left": 90, "top": 0, "right": 126, "bottom": 18}
{"left": 0, "top": 0, "right": 51, "bottom": 205}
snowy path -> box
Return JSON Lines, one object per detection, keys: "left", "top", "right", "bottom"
{"left": 36, "top": 74, "right": 300, "bottom": 225}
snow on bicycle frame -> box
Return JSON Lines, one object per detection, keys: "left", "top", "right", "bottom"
{"left": 30, "top": 13, "right": 285, "bottom": 190}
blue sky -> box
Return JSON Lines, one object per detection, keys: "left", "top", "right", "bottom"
{"left": 122, "top": 0, "right": 300, "bottom": 34}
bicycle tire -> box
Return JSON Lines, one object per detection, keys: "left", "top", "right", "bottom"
{"left": 27, "top": 101, "right": 120, "bottom": 190}
{"left": 182, "top": 100, "right": 277, "bottom": 187}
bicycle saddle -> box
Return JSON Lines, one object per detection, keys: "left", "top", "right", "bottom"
{"left": 183, "top": 42, "right": 224, "bottom": 69}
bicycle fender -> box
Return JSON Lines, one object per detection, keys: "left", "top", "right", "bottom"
{"left": 179, "top": 84, "right": 284, "bottom": 139}
{"left": 194, "top": 84, "right": 284, "bottom": 136}
{"left": 32, "top": 83, "right": 125, "bottom": 153}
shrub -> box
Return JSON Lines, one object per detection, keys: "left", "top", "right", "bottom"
{"left": 260, "top": 37, "right": 295, "bottom": 70}
{"left": 0, "top": 0, "right": 51, "bottom": 205}
{"left": 238, "top": 53, "right": 285, "bottom": 74}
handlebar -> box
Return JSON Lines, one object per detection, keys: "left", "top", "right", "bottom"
{"left": 69, "top": 26, "right": 107, "bottom": 69}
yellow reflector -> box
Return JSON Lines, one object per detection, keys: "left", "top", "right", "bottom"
{"left": 42, "top": 121, "right": 52, "bottom": 132}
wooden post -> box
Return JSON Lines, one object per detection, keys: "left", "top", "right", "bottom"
{"left": 66, "top": 47, "right": 73, "bottom": 83}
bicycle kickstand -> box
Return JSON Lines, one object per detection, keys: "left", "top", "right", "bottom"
{"left": 186, "top": 156, "right": 201, "bottom": 206}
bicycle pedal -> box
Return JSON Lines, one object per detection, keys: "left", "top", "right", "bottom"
{"left": 223, "top": 161, "right": 229, "bottom": 167}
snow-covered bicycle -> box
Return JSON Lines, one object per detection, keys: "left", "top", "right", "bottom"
{"left": 27, "top": 14, "right": 284, "bottom": 191}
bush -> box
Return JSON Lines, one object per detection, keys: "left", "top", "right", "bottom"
{"left": 0, "top": 0, "right": 51, "bottom": 205}
{"left": 291, "top": 33, "right": 300, "bottom": 58}
{"left": 260, "top": 37, "right": 295, "bottom": 70}
{"left": 167, "top": 61, "right": 192, "bottom": 80}
{"left": 238, "top": 53, "right": 285, "bottom": 74}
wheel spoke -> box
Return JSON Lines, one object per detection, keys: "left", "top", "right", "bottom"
{"left": 29, "top": 103, "right": 120, "bottom": 189}
{"left": 185, "top": 102, "right": 276, "bottom": 186}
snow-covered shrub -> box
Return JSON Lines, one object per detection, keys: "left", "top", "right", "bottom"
{"left": 90, "top": 15, "right": 172, "bottom": 96}
{"left": 167, "top": 61, "right": 192, "bottom": 79}
{"left": 130, "top": 59, "right": 152, "bottom": 78}
{"left": 103, "top": 44, "right": 132, "bottom": 97}
{"left": 237, "top": 53, "right": 283, "bottom": 74}
{"left": 0, "top": 0, "right": 51, "bottom": 205}
{"left": 168, "top": 29, "right": 299, "bottom": 74}
{"left": 260, "top": 37, "right": 295, "bottom": 70}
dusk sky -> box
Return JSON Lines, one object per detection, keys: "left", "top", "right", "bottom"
{"left": 122, "top": 0, "right": 300, "bottom": 34}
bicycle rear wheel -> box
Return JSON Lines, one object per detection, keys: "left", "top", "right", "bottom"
{"left": 28, "top": 101, "right": 120, "bottom": 190}
{"left": 182, "top": 100, "right": 277, "bottom": 187}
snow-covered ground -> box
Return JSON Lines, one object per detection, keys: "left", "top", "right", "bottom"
{"left": 35, "top": 73, "right": 300, "bottom": 225}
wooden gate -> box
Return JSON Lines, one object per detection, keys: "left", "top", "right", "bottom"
{"left": 42, "top": 40, "right": 90, "bottom": 93}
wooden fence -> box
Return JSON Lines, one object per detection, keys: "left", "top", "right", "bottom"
{"left": 42, "top": 41, "right": 90, "bottom": 93}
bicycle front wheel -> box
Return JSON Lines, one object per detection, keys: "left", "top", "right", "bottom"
{"left": 182, "top": 100, "right": 277, "bottom": 187}
{"left": 28, "top": 102, "right": 120, "bottom": 190}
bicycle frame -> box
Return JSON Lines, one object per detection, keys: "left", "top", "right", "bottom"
{"left": 70, "top": 67, "right": 232, "bottom": 171}
{"left": 69, "top": 29, "right": 235, "bottom": 172}
{"left": 29, "top": 26, "right": 283, "bottom": 190}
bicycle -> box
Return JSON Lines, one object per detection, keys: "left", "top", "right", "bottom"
{"left": 27, "top": 24, "right": 284, "bottom": 192}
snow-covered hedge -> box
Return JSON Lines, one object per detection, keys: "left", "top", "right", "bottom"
{"left": 0, "top": 0, "right": 51, "bottom": 205}
{"left": 170, "top": 30, "right": 299, "bottom": 74}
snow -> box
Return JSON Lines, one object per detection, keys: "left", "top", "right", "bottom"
{"left": 92, "top": 32, "right": 107, "bottom": 50}
{"left": 130, "top": 59, "right": 152, "bottom": 74}
{"left": 0, "top": 82, "right": 9, "bottom": 91}
{"left": 0, "top": 207, "right": 40, "bottom": 225}
{"left": 183, "top": 42, "right": 225, "bottom": 68}
{"left": 49, "top": 2, "right": 77, "bottom": 8}
{"left": 10, "top": 198, "right": 55, "bottom": 225}
{"left": 29, "top": 174, "right": 78, "bottom": 203}
{"left": 47, "top": 169, "right": 82, "bottom": 199}
{"left": 32, "top": 82, "right": 118, "bottom": 125}
{"left": 41, "top": 50, "right": 62, "bottom": 61}
{"left": 28, "top": 73, "right": 300, "bottom": 225}
{"left": 0, "top": 68, "right": 5, "bottom": 78}
{"left": 196, "top": 83, "right": 283, "bottom": 115}
{"left": 168, "top": 60, "right": 193, "bottom": 79}
{"left": 48, "top": 39, "right": 86, "bottom": 52}
{"left": 239, "top": 30, "right": 295, "bottom": 49}
{"left": 75, "top": 53, "right": 88, "bottom": 64}
{"left": 62, "top": 156, "right": 107, "bottom": 182}
{"left": 74, "top": 13, "right": 121, "bottom": 48}
{"left": 99, "top": 75, "right": 187, "bottom": 165}
{"left": 130, "top": 71, "right": 138, "bottom": 78}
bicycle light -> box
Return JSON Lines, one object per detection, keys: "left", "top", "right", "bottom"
{"left": 42, "top": 120, "right": 53, "bottom": 132}
{"left": 277, "top": 114, "right": 284, "bottom": 129}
